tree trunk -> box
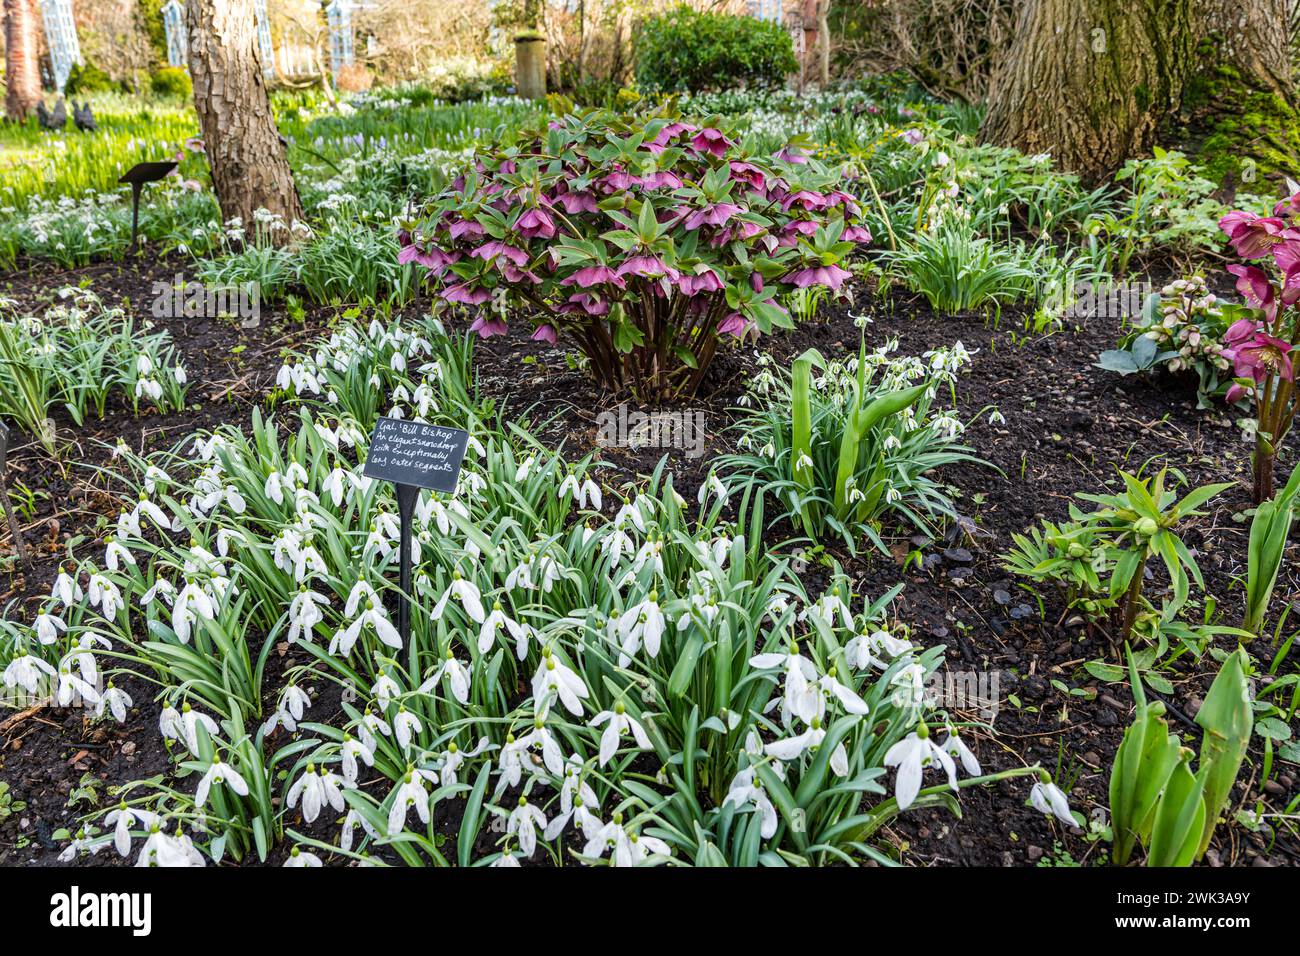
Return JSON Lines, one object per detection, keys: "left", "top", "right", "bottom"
{"left": 185, "top": 0, "right": 303, "bottom": 235}
{"left": 979, "top": 0, "right": 1199, "bottom": 183}
{"left": 4, "top": 0, "right": 41, "bottom": 121}
{"left": 1205, "top": 0, "right": 1292, "bottom": 104}
{"left": 818, "top": 0, "right": 830, "bottom": 87}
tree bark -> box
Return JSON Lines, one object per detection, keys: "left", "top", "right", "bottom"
{"left": 185, "top": 0, "right": 303, "bottom": 235}
{"left": 1204, "top": 0, "right": 1293, "bottom": 104}
{"left": 4, "top": 0, "right": 41, "bottom": 121}
{"left": 818, "top": 0, "right": 830, "bottom": 87}
{"left": 979, "top": 0, "right": 1199, "bottom": 184}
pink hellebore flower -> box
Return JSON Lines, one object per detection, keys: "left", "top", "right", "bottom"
{"left": 562, "top": 265, "right": 625, "bottom": 289}
{"left": 1219, "top": 211, "right": 1300, "bottom": 259}
{"left": 777, "top": 220, "right": 818, "bottom": 248}
{"left": 556, "top": 189, "right": 598, "bottom": 214}
{"left": 470, "top": 241, "right": 530, "bottom": 268}
{"left": 648, "top": 121, "right": 695, "bottom": 153}
{"left": 517, "top": 208, "right": 557, "bottom": 240}
{"left": 449, "top": 219, "right": 485, "bottom": 241}
{"left": 679, "top": 268, "right": 724, "bottom": 296}
{"left": 718, "top": 313, "right": 751, "bottom": 337}
{"left": 617, "top": 255, "right": 676, "bottom": 280}
{"left": 785, "top": 264, "right": 853, "bottom": 291}
{"left": 559, "top": 293, "right": 610, "bottom": 317}
{"left": 729, "top": 161, "right": 767, "bottom": 190}
{"left": 783, "top": 190, "right": 830, "bottom": 212}
{"left": 683, "top": 202, "right": 741, "bottom": 231}
{"left": 468, "top": 316, "right": 509, "bottom": 338}
{"left": 442, "top": 283, "right": 492, "bottom": 305}
{"left": 842, "top": 225, "right": 873, "bottom": 243}
{"left": 775, "top": 146, "right": 809, "bottom": 164}
{"left": 531, "top": 324, "right": 558, "bottom": 345}
{"left": 1226, "top": 264, "right": 1278, "bottom": 321}
{"left": 902, "top": 129, "right": 924, "bottom": 146}
{"left": 641, "top": 171, "right": 684, "bottom": 190}
{"left": 691, "top": 128, "right": 731, "bottom": 158}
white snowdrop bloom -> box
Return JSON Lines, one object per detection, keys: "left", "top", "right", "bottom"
{"left": 358, "top": 708, "right": 392, "bottom": 752}
{"left": 939, "top": 729, "right": 982, "bottom": 776}
{"left": 104, "top": 538, "right": 136, "bottom": 571}
{"left": 341, "top": 735, "right": 375, "bottom": 785}
{"left": 493, "top": 732, "right": 535, "bottom": 797}
{"left": 393, "top": 707, "right": 424, "bottom": 749}
{"left": 799, "top": 589, "right": 854, "bottom": 630}
{"left": 287, "top": 765, "right": 347, "bottom": 823}
{"left": 143, "top": 466, "right": 170, "bottom": 494}
{"left": 506, "top": 797, "right": 548, "bottom": 857}
{"left": 532, "top": 649, "right": 589, "bottom": 717}
{"left": 369, "top": 674, "right": 401, "bottom": 710}
{"left": 430, "top": 572, "right": 485, "bottom": 624}
{"left": 173, "top": 365, "right": 187, "bottom": 385}
{"left": 160, "top": 704, "right": 219, "bottom": 756}
{"left": 52, "top": 568, "right": 83, "bottom": 608}
{"left": 96, "top": 684, "right": 133, "bottom": 723}
{"left": 614, "top": 497, "right": 649, "bottom": 533}
{"left": 630, "top": 537, "right": 665, "bottom": 577}
{"left": 479, "top": 601, "right": 536, "bottom": 659}
{"left": 195, "top": 759, "right": 250, "bottom": 808}
{"left": 883, "top": 727, "right": 958, "bottom": 810}
{"left": 1029, "top": 777, "right": 1076, "bottom": 826}
{"left": 332, "top": 580, "right": 401, "bottom": 653}
{"left": 136, "top": 826, "right": 207, "bottom": 867}
{"left": 435, "top": 737, "right": 491, "bottom": 788}
{"left": 419, "top": 650, "right": 472, "bottom": 705}
{"left": 387, "top": 770, "right": 429, "bottom": 836}
{"left": 794, "top": 451, "right": 814, "bottom": 473}
{"left": 135, "top": 377, "right": 163, "bottom": 402}
{"left": 288, "top": 588, "right": 329, "bottom": 644}
{"left": 86, "top": 574, "right": 123, "bottom": 620}
{"left": 105, "top": 805, "right": 160, "bottom": 857}
{"left": 590, "top": 702, "right": 652, "bottom": 766}
{"left": 676, "top": 591, "right": 720, "bottom": 631}
{"left": 536, "top": 554, "right": 563, "bottom": 593}
{"left": 491, "top": 851, "right": 521, "bottom": 867}
{"left": 750, "top": 644, "right": 820, "bottom": 724}
{"left": 35, "top": 611, "right": 66, "bottom": 645}
{"left": 817, "top": 669, "right": 870, "bottom": 717}
{"left": 284, "top": 847, "right": 323, "bottom": 867}
{"left": 890, "top": 661, "right": 928, "bottom": 709}
{"left": 340, "top": 808, "right": 381, "bottom": 852}
{"left": 582, "top": 816, "right": 672, "bottom": 867}
{"left": 600, "top": 528, "right": 635, "bottom": 565}
{"left": 172, "top": 581, "right": 215, "bottom": 643}
{"left": 55, "top": 663, "right": 100, "bottom": 708}
{"left": 559, "top": 473, "right": 603, "bottom": 510}
{"left": 764, "top": 717, "right": 828, "bottom": 761}
{"left": 514, "top": 456, "right": 535, "bottom": 482}
{"left": 504, "top": 554, "right": 537, "bottom": 591}
{"left": 263, "top": 683, "right": 312, "bottom": 735}
{"left": 615, "top": 593, "right": 666, "bottom": 666}
{"left": 3, "top": 655, "right": 56, "bottom": 694}
{"left": 420, "top": 497, "right": 469, "bottom": 536}
{"left": 723, "top": 768, "right": 778, "bottom": 839}
{"left": 697, "top": 472, "right": 729, "bottom": 508}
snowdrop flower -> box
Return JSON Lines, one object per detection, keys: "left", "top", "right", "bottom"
{"left": 583, "top": 813, "right": 672, "bottom": 867}
{"left": 615, "top": 592, "right": 666, "bottom": 666}
{"left": 332, "top": 581, "right": 401, "bottom": 652}
{"left": 263, "top": 684, "right": 312, "bottom": 735}
{"left": 590, "top": 701, "right": 652, "bottom": 766}
{"left": 560, "top": 473, "right": 602, "bottom": 510}
{"left": 723, "top": 768, "right": 778, "bottom": 838}
{"left": 491, "top": 850, "right": 521, "bottom": 867}
{"left": 136, "top": 824, "right": 206, "bottom": 867}
{"left": 3, "top": 654, "right": 56, "bottom": 694}
{"left": 35, "top": 611, "right": 66, "bottom": 645}
{"left": 799, "top": 587, "right": 854, "bottom": 630}
{"left": 494, "top": 732, "right": 534, "bottom": 796}
{"left": 614, "top": 497, "right": 648, "bottom": 533}
{"left": 531, "top": 648, "right": 589, "bottom": 716}
{"left": 393, "top": 706, "right": 424, "bottom": 749}
{"left": 430, "top": 571, "right": 485, "bottom": 623}
{"left": 105, "top": 804, "right": 160, "bottom": 857}
{"left": 284, "top": 847, "right": 323, "bottom": 867}
{"left": 697, "top": 472, "right": 729, "bottom": 508}
{"left": 160, "top": 703, "right": 219, "bottom": 756}
{"left": 601, "top": 528, "right": 635, "bottom": 564}
{"left": 340, "top": 735, "right": 375, "bottom": 785}
{"left": 194, "top": 758, "right": 250, "bottom": 808}
{"left": 514, "top": 456, "right": 535, "bottom": 482}
{"left": 288, "top": 587, "right": 329, "bottom": 643}
{"left": 87, "top": 573, "right": 123, "bottom": 620}
{"left": 544, "top": 756, "right": 603, "bottom": 840}
{"left": 104, "top": 537, "right": 136, "bottom": 571}
{"left": 750, "top": 642, "right": 819, "bottom": 723}
{"left": 357, "top": 708, "right": 391, "bottom": 752}
{"left": 287, "top": 764, "right": 347, "bottom": 823}
{"left": 765, "top": 717, "right": 847, "bottom": 775}
{"left": 387, "top": 769, "right": 429, "bottom": 836}
{"left": 172, "top": 581, "right": 215, "bottom": 643}
{"left": 479, "top": 601, "right": 536, "bottom": 658}
{"left": 96, "top": 683, "right": 133, "bottom": 723}
{"left": 1029, "top": 774, "right": 1076, "bottom": 826}
{"left": 418, "top": 650, "right": 471, "bottom": 705}
{"left": 340, "top": 808, "right": 380, "bottom": 852}
{"left": 939, "top": 728, "right": 981, "bottom": 776}
{"left": 55, "top": 662, "right": 100, "bottom": 707}
{"left": 435, "top": 737, "right": 490, "bottom": 788}
{"left": 506, "top": 796, "right": 548, "bottom": 857}
{"left": 51, "top": 567, "right": 83, "bottom": 608}
{"left": 883, "top": 725, "right": 958, "bottom": 810}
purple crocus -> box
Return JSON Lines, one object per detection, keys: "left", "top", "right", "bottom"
{"left": 468, "top": 316, "right": 509, "bottom": 338}
{"left": 517, "top": 207, "right": 557, "bottom": 240}
{"left": 785, "top": 264, "right": 853, "bottom": 291}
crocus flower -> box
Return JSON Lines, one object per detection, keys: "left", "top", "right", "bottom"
{"left": 1219, "top": 211, "right": 1299, "bottom": 258}
{"left": 785, "top": 264, "right": 853, "bottom": 291}
{"left": 517, "top": 207, "right": 557, "bottom": 240}
{"left": 469, "top": 316, "right": 509, "bottom": 338}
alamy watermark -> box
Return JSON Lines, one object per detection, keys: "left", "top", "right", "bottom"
{"left": 151, "top": 275, "right": 261, "bottom": 328}
{"left": 595, "top": 403, "right": 705, "bottom": 458}
{"left": 1046, "top": 280, "right": 1156, "bottom": 322}
{"left": 891, "top": 669, "right": 1002, "bottom": 722}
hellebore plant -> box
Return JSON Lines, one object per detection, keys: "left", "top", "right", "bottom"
{"left": 399, "top": 107, "right": 872, "bottom": 401}
{"left": 1217, "top": 192, "right": 1300, "bottom": 502}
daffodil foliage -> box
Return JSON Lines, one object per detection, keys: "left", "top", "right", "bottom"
{"left": 398, "top": 107, "right": 873, "bottom": 401}
{"left": 2, "top": 312, "right": 1047, "bottom": 868}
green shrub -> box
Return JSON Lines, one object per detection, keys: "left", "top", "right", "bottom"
{"left": 151, "top": 66, "right": 193, "bottom": 100}
{"left": 635, "top": 6, "right": 797, "bottom": 93}
{"left": 65, "top": 62, "right": 116, "bottom": 96}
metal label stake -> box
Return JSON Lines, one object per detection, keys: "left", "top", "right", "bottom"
{"left": 118, "top": 160, "right": 179, "bottom": 254}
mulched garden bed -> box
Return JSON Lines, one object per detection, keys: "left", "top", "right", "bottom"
{"left": 1, "top": 255, "right": 1296, "bottom": 867}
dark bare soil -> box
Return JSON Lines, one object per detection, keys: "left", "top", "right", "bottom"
{"left": 1, "top": 256, "right": 1296, "bottom": 867}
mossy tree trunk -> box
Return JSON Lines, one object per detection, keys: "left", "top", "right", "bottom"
{"left": 979, "top": 0, "right": 1199, "bottom": 184}
{"left": 185, "top": 0, "right": 303, "bottom": 237}
{"left": 4, "top": 0, "right": 41, "bottom": 121}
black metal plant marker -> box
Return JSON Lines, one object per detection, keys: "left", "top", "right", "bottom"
{"left": 361, "top": 418, "right": 470, "bottom": 644}
{"left": 118, "top": 160, "right": 179, "bottom": 253}
{"left": 0, "top": 421, "right": 28, "bottom": 568}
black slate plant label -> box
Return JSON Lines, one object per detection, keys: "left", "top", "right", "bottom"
{"left": 362, "top": 418, "right": 469, "bottom": 494}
